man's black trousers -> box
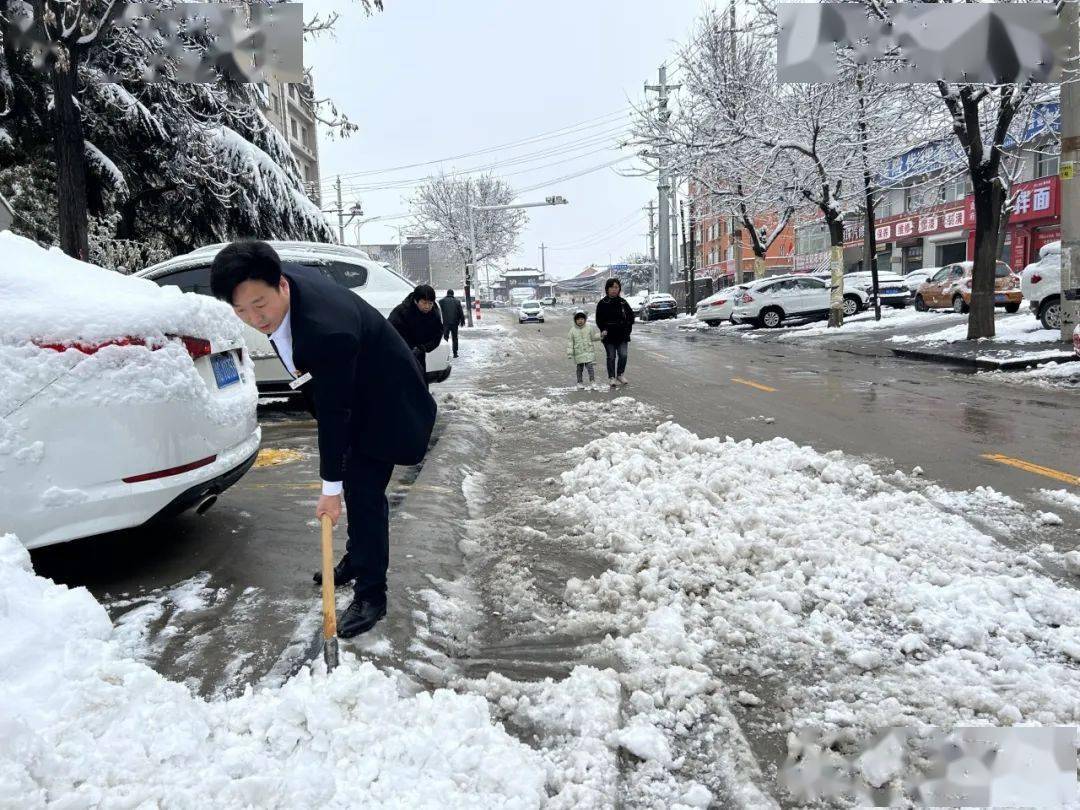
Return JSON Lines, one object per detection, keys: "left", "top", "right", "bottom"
{"left": 444, "top": 324, "right": 459, "bottom": 356}
{"left": 343, "top": 454, "right": 396, "bottom": 601}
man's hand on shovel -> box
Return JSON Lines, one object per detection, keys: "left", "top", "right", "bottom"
{"left": 316, "top": 494, "right": 342, "bottom": 526}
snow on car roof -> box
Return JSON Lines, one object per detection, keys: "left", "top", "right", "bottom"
{"left": 140, "top": 242, "right": 373, "bottom": 279}
{"left": 0, "top": 232, "right": 244, "bottom": 347}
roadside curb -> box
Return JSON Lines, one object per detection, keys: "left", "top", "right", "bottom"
{"left": 890, "top": 346, "right": 1078, "bottom": 370}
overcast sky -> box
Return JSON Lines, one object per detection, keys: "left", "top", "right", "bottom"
{"left": 304, "top": 0, "right": 706, "bottom": 280}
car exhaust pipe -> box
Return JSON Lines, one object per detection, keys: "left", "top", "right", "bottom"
{"left": 194, "top": 494, "right": 218, "bottom": 515}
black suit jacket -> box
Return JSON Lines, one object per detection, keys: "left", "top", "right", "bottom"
{"left": 284, "top": 265, "right": 437, "bottom": 478}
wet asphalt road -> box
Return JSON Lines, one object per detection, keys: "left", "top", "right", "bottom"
{"left": 28, "top": 306, "right": 1078, "bottom": 701}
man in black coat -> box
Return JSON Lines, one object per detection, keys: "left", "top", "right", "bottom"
{"left": 438, "top": 289, "right": 466, "bottom": 358}
{"left": 389, "top": 284, "right": 445, "bottom": 382}
{"left": 210, "top": 241, "right": 437, "bottom": 638}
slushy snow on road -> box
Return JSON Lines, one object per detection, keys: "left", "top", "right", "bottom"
{"left": 0, "top": 534, "right": 548, "bottom": 809}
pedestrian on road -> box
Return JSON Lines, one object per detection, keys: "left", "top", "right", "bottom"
{"left": 210, "top": 241, "right": 436, "bottom": 639}
{"left": 566, "top": 309, "right": 602, "bottom": 389}
{"left": 438, "top": 288, "right": 466, "bottom": 358}
{"left": 389, "top": 284, "right": 444, "bottom": 385}
{"left": 595, "top": 277, "right": 636, "bottom": 388}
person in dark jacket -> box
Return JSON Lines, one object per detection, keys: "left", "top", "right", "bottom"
{"left": 438, "top": 289, "right": 466, "bottom": 358}
{"left": 210, "top": 241, "right": 437, "bottom": 638}
{"left": 388, "top": 285, "right": 444, "bottom": 384}
{"left": 594, "top": 277, "right": 636, "bottom": 388}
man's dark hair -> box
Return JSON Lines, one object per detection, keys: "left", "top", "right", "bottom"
{"left": 210, "top": 241, "right": 282, "bottom": 302}
{"left": 605, "top": 277, "right": 622, "bottom": 293}
{"left": 412, "top": 284, "right": 437, "bottom": 303}
{"left": 446, "top": 289, "right": 454, "bottom": 297}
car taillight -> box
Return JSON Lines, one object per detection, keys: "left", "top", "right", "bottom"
{"left": 180, "top": 336, "right": 212, "bottom": 359}
{"left": 741, "top": 293, "right": 754, "bottom": 303}
{"left": 964, "top": 280, "right": 972, "bottom": 289}
{"left": 1031, "top": 273, "right": 1043, "bottom": 284}
{"left": 35, "top": 337, "right": 151, "bottom": 354}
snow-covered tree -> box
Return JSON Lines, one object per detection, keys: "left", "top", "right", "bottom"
{"left": 409, "top": 172, "right": 528, "bottom": 306}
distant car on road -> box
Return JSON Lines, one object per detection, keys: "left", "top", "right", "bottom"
{"left": 695, "top": 285, "right": 749, "bottom": 326}
{"left": 518, "top": 300, "right": 545, "bottom": 323}
{"left": 731, "top": 274, "right": 830, "bottom": 328}
{"left": 640, "top": 293, "right": 678, "bottom": 321}
{"left": 913, "top": 261, "right": 1020, "bottom": 314}
{"left": 2, "top": 233, "right": 260, "bottom": 550}
{"left": 140, "top": 241, "right": 452, "bottom": 391}
{"left": 539, "top": 296, "right": 558, "bottom": 306}
{"left": 1021, "top": 241, "right": 1062, "bottom": 330}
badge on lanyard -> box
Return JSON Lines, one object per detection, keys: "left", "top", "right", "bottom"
{"left": 289, "top": 371, "right": 313, "bottom": 390}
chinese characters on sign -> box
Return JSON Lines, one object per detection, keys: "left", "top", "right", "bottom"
{"left": 964, "top": 176, "right": 1059, "bottom": 225}
{"left": 845, "top": 202, "right": 967, "bottom": 248}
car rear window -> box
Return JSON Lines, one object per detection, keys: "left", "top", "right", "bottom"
{"left": 994, "top": 262, "right": 1011, "bottom": 278}
{"left": 156, "top": 266, "right": 213, "bottom": 295}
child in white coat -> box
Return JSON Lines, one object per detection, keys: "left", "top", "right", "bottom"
{"left": 566, "top": 310, "right": 603, "bottom": 389}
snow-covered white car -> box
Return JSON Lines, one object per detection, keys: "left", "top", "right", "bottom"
{"left": 840, "top": 271, "right": 910, "bottom": 314}
{"left": 902, "top": 267, "right": 936, "bottom": 297}
{"left": 731, "top": 275, "right": 830, "bottom": 328}
{"left": 1021, "top": 241, "right": 1062, "bottom": 330}
{"left": 0, "top": 233, "right": 260, "bottom": 550}
{"left": 625, "top": 291, "right": 649, "bottom": 316}
{"left": 140, "top": 241, "right": 452, "bottom": 392}
{"left": 694, "top": 285, "right": 748, "bottom": 326}
{"left": 518, "top": 300, "right": 545, "bottom": 323}
{"left": 640, "top": 293, "right": 678, "bottom": 321}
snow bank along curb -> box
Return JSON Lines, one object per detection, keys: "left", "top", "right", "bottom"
{"left": 891, "top": 345, "right": 1078, "bottom": 371}
{"left": 0, "top": 534, "right": 548, "bottom": 809}
{"left": 545, "top": 423, "right": 1080, "bottom": 800}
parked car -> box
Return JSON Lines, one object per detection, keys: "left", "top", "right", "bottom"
{"left": 625, "top": 291, "right": 650, "bottom": 316}
{"left": 903, "top": 267, "right": 937, "bottom": 297}
{"left": 1021, "top": 241, "right": 1062, "bottom": 330}
{"left": 139, "top": 241, "right": 452, "bottom": 392}
{"left": 640, "top": 293, "right": 678, "bottom": 321}
{"left": 518, "top": 300, "right": 545, "bottom": 323}
{"left": 2, "top": 232, "right": 260, "bottom": 549}
{"left": 539, "top": 296, "right": 558, "bottom": 306}
{"left": 695, "top": 286, "right": 749, "bottom": 326}
{"left": 840, "top": 271, "right": 910, "bottom": 314}
{"left": 731, "top": 275, "right": 830, "bottom": 328}
{"left": 913, "top": 261, "right": 1020, "bottom": 314}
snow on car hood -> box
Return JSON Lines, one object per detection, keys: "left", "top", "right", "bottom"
{"left": 0, "top": 232, "right": 244, "bottom": 346}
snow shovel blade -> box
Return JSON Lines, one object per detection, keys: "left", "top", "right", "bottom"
{"left": 320, "top": 515, "right": 339, "bottom": 671}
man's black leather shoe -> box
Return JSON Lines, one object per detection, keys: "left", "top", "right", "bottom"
{"left": 338, "top": 597, "right": 387, "bottom": 638}
{"left": 313, "top": 557, "right": 354, "bottom": 588}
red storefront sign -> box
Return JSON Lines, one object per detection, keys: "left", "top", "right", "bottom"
{"left": 965, "top": 176, "right": 1059, "bottom": 224}
{"left": 844, "top": 201, "right": 967, "bottom": 247}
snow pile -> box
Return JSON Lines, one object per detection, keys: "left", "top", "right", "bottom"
{"left": 548, "top": 423, "right": 1080, "bottom": 797}
{"left": 980, "top": 360, "right": 1080, "bottom": 390}
{"left": 773, "top": 308, "right": 941, "bottom": 340}
{"left": 439, "top": 391, "right": 659, "bottom": 429}
{"left": 0, "top": 533, "right": 548, "bottom": 809}
{"left": 889, "top": 312, "right": 1058, "bottom": 345}
{"left": 1039, "top": 488, "right": 1080, "bottom": 515}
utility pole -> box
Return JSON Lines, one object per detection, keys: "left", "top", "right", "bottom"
{"left": 670, "top": 179, "right": 680, "bottom": 277}
{"left": 646, "top": 65, "right": 680, "bottom": 294}
{"left": 645, "top": 201, "right": 656, "bottom": 264}
{"left": 1060, "top": 0, "right": 1080, "bottom": 342}
{"left": 335, "top": 175, "right": 344, "bottom": 245}
{"left": 726, "top": 2, "right": 745, "bottom": 283}
{"left": 539, "top": 242, "right": 547, "bottom": 278}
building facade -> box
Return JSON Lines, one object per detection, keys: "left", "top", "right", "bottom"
{"left": 259, "top": 79, "right": 322, "bottom": 206}
{"left": 359, "top": 238, "right": 467, "bottom": 290}
{"left": 794, "top": 101, "right": 1061, "bottom": 275}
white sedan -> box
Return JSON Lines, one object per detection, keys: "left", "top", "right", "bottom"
{"left": 1021, "top": 241, "right": 1062, "bottom": 330}
{"left": 695, "top": 286, "right": 748, "bottom": 325}
{"left": 139, "top": 242, "right": 453, "bottom": 391}
{"left": 731, "top": 275, "right": 830, "bottom": 328}
{"left": 1, "top": 232, "right": 260, "bottom": 550}
{"left": 518, "top": 300, "right": 546, "bottom": 323}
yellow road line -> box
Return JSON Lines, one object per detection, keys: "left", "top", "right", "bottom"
{"left": 731, "top": 377, "right": 777, "bottom": 393}
{"left": 981, "top": 454, "right": 1080, "bottom": 487}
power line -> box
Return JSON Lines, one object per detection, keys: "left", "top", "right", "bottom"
{"left": 547, "top": 206, "right": 645, "bottom": 250}
{"left": 514, "top": 154, "right": 637, "bottom": 195}
{"left": 320, "top": 107, "right": 634, "bottom": 184}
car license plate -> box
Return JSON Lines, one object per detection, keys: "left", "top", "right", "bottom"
{"left": 882, "top": 288, "right": 901, "bottom": 295}
{"left": 994, "top": 293, "right": 1006, "bottom": 303}
{"left": 211, "top": 352, "right": 240, "bottom": 389}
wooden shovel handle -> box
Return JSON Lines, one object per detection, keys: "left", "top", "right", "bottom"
{"left": 320, "top": 515, "right": 337, "bottom": 640}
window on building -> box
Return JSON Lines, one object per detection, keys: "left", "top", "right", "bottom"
{"left": 940, "top": 176, "right": 966, "bottom": 203}
{"left": 272, "top": 94, "right": 279, "bottom": 115}
{"left": 291, "top": 119, "right": 298, "bottom": 138}
{"left": 904, "top": 185, "right": 922, "bottom": 213}
{"left": 301, "top": 125, "right": 308, "bottom": 147}
{"left": 1036, "top": 150, "right": 1060, "bottom": 179}
{"left": 875, "top": 192, "right": 893, "bottom": 218}
{"left": 289, "top": 84, "right": 296, "bottom": 99}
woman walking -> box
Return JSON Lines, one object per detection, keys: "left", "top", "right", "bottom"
{"left": 388, "top": 284, "right": 444, "bottom": 387}
{"left": 594, "top": 278, "right": 635, "bottom": 388}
